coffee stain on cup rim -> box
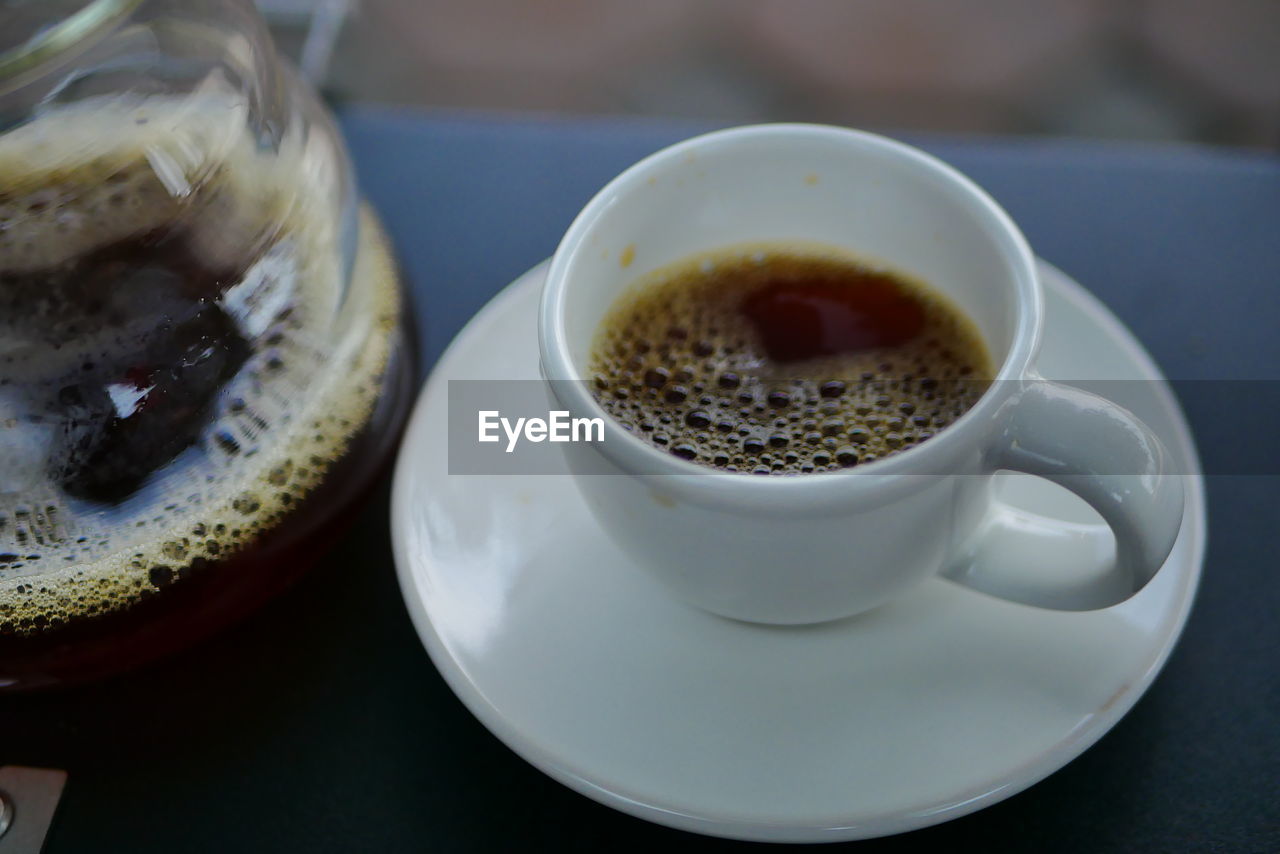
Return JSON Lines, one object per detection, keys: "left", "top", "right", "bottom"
{"left": 620, "top": 244, "right": 636, "bottom": 268}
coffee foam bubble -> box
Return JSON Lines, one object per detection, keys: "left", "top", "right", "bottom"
{"left": 0, "top": 96, "right": 399, "bottom": 636}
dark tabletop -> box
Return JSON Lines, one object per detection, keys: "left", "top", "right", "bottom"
{"left": 6, "top": 110, "right": 1279, "bottom": 853}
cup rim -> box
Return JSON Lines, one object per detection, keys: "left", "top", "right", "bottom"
{"left": 539, "top": 123, "right": 1041, "bottom": 500}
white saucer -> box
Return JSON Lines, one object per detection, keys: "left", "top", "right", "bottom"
{"left": 390, "top": 260, "right": 1206, "bottom": 843}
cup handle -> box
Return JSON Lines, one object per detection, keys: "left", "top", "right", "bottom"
{"left": 942, "top": 378, "right": 1185, "bottom": 610}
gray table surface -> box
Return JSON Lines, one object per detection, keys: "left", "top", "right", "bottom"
{"left": 6, "top": 109, "right": 1278, "bottom": 852}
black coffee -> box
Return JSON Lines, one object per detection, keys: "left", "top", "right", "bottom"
{"left": 588, "top": 245, "right": 993, "bottom": 474}
{"left": 0, "top": 97, "right": 409, "bottom": 686}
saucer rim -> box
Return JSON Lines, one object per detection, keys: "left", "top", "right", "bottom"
{"left": 390, "top": 257, "right": 1206, "bottom": 842}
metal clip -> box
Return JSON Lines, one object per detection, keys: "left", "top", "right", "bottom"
{"left": 0, "top": 767, "right": 68, "bottom": 854}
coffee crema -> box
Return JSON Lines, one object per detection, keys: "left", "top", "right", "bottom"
{"left": 588, "top": 245, "right": 993, "bottom": 474}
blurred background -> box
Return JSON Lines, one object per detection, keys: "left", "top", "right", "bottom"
{"left": 267, "top": 0, "right": 1278, "bottom": 148}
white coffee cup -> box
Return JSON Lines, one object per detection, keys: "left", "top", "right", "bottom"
{"left": 539, "top": 124, "right": 1184, "bottom": 624}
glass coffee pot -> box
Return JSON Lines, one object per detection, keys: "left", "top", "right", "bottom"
{"left": 0, "top": 0, "right": 413, "bottom": 688}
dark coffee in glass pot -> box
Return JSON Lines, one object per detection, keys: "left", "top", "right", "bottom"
{"left": 0, "top": 0, "right": 413, "bottom": 689}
